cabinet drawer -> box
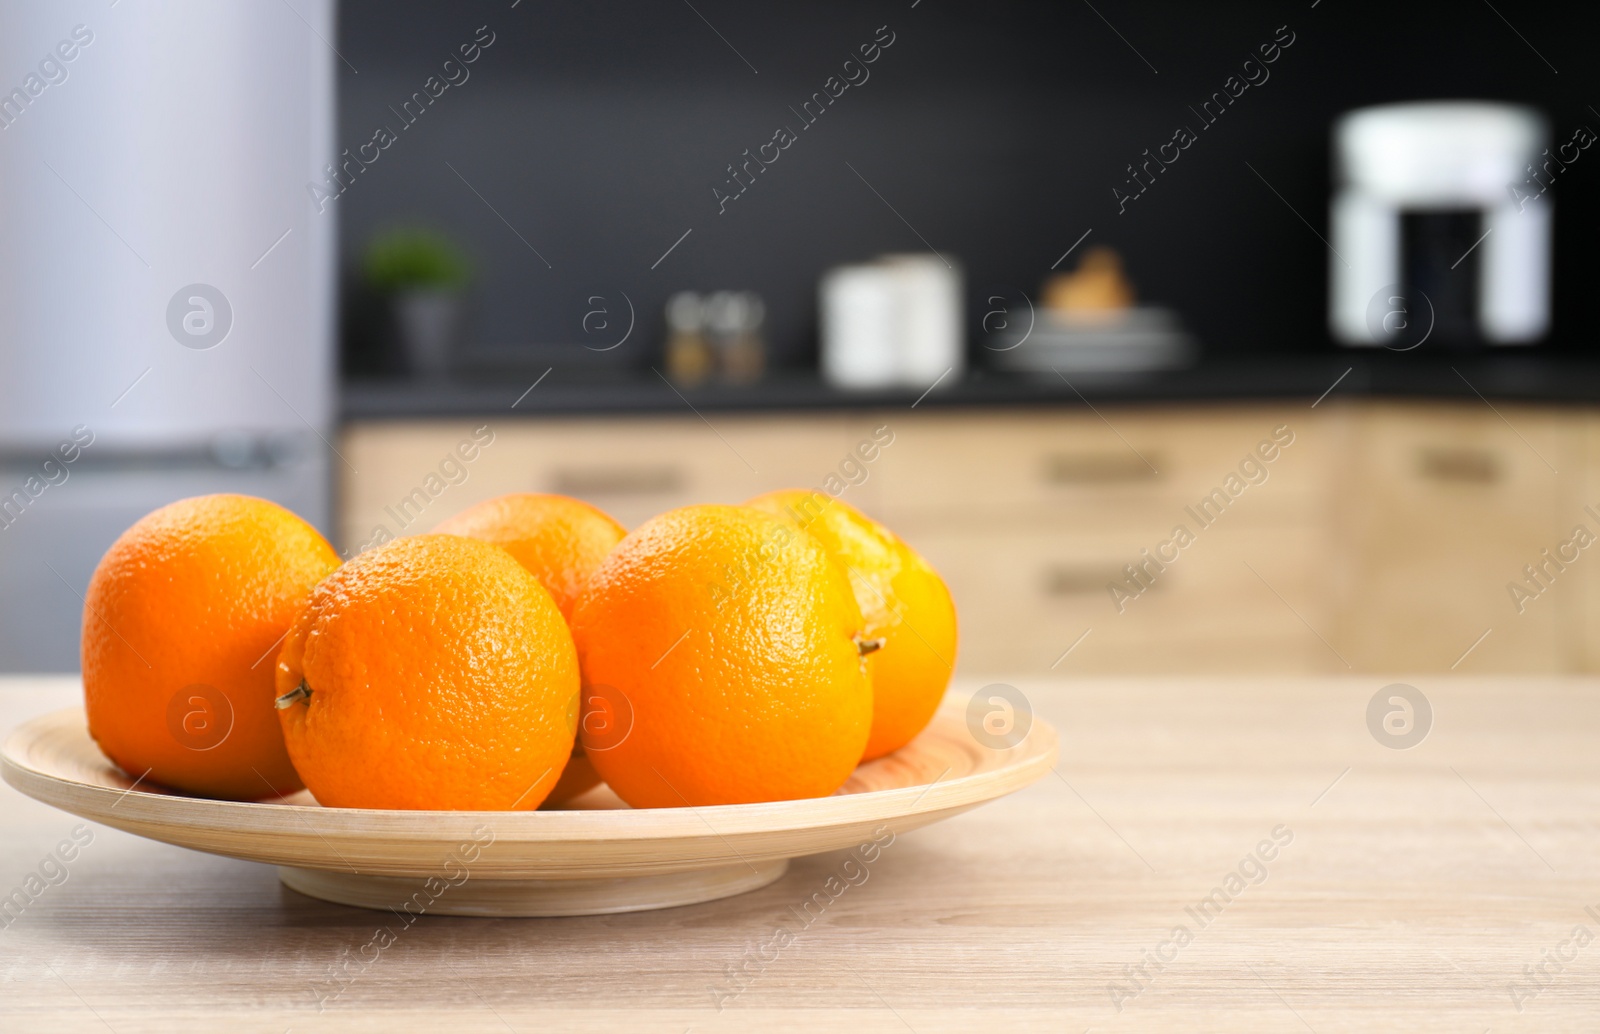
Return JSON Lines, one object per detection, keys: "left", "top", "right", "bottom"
{"left": 1583, "top": 414, "right": 1600, "bottom": 672}
{"left": 339, "top": 415, "right": 892, "bottom": 551}
{"left": 1328, "top": 403, "right": 1581, "bottom": 673}
{"left": 876, "top": 407, "right": 1324, "bottom": 529}
{"left": 1333, "top": 403, "right": 1575, "bottom": 513}
{"left": 902, "top": 521, "right": 1330, "bottom": 675}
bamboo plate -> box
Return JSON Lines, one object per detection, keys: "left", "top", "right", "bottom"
{"left": 0, "top": 705, "right": 1056, "bottom": 917}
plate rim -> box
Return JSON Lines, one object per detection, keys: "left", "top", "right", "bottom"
{"left": 1, "top": 705, "right": 1059, "bottom": 843}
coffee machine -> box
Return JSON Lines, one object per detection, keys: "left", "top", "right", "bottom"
{"left": 1329, "top": 101, "right": 1549, "bottom": 349}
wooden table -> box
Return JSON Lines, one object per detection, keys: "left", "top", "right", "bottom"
{"left": 2, "top": 674, "right": 1597, "bottom": 1032}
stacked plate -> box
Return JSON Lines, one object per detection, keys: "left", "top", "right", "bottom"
{"left": 987, "top": 307, "right": 1195, "bottom": 374}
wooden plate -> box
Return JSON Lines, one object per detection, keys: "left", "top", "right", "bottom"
{"left": 0, "top": 705, "right": 1056, "bottom": 916}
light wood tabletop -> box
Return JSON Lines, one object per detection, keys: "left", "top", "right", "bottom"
{"left": 2, "top": 674, "right": 1598, "bottom": 1032}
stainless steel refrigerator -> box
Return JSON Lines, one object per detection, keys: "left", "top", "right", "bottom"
{"left": 0, "top": 0, "right": 336, "bottom": 671}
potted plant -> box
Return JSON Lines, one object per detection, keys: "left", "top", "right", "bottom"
{"left": 362, "top": 228, "right": 472, "bottom": 376}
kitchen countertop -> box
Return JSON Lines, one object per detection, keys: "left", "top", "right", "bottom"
{"left": 3, "top": 674, "right": 1598, "bottom": 1031}
{"left": 343, "top": 352, "right": 1600, "bottom": 420}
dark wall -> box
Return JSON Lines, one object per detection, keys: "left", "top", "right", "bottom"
{"left": 336, "top": 1, "right": 1600, "bottom": 373}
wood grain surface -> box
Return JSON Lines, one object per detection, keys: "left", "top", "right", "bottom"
{"left": 2, "top": 675, "right": 1598, "bottom": 1031}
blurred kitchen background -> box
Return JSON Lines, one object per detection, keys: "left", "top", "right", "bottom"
{"left": 2, "top": 0, "right": 1599, "bottom": 674}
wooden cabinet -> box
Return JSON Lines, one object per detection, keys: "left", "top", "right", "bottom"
{"left": 875, "top": 407, "right": 1323, "bottom": 529}
{"left": 339, "top": 414, "right": 888, "bottom": 545}
{"left": 1326, "top": 403, "right": 1583, "bottom": 673}
{"left": 905, "top": 522, "right": 1331, "bottom": 674}
{"left": 1571, "top": 412, "right": 1600, "bottom": 671}
{"left": 339, "top": 400, "right": 1592, "bottom": 675}
{"left": 875, "top": 404, "right": 1334, "bottom": 673}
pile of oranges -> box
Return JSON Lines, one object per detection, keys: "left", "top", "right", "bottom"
{"left": 81, "top": 489, "right": 957, "bottom": 810}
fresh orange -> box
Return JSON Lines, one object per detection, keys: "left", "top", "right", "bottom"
{"left": 747, "top": 489, "right": 957, "bottom": 760}
{"left": 570, "top": 504, "right": 871, "bottom": 808}
{"left": 433, "top": 494, "right": 626, "bottom": 620}
{"left": 432, "top": 493, "right": 626, "bottom": 803}
{"left": 274, "top": 534, "right": 579, "bottom": 810}
{"left": 544, "top": 753, "right": 602, "bottom": 805}
{"left": 82, "top": 494, "right": 340, "bottom": 800}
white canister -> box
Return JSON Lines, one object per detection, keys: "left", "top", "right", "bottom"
{"left": 881, "top": 253, "right": 964, "bottom": 387}
{"left": 820, "top": 253, "right": 965, "bottom": 390}
{"left": 820, "top": 263, "right": 902, "bottom": 389}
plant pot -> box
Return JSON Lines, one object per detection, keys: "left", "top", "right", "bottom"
{"left": 390, "top": 289, "right": 462, "bottom": 376}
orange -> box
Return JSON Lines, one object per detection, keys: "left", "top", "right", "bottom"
{"left": 433, "top": 493, "right": 626, "bottom": 803}
{"left": 274, "top": 534, "right": 579, "bottom": 810}
{"left": 545, "top": 753, "right": 602, "bottom": 805}
{"left": 433, "top": 494, "right": 626, "bottom": 620}
{"left": 747, "top": 490, "right": 957, "bottom": 760}
{"left": 570, "top": 504, "right": 871, "bottom": 808}
{"left": 82, "top": 494, "right": 340, "bottom": 800}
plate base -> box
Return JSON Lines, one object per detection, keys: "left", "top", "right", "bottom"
{"left": 278, "top": 858, "right": 790, "bottom": 917}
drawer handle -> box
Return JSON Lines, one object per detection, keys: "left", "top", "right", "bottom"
{"left": 1042, "top": 453, "right": 1161, "bottom": 485}
{"left": 1416, "top": 447, "right": 1500, "bottom": 484}
{"left": 549, "top": 466, "right": 684, "bottom": 496}
{"left": 1042, "top": 564, "right": 1153, "bottom": 596}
